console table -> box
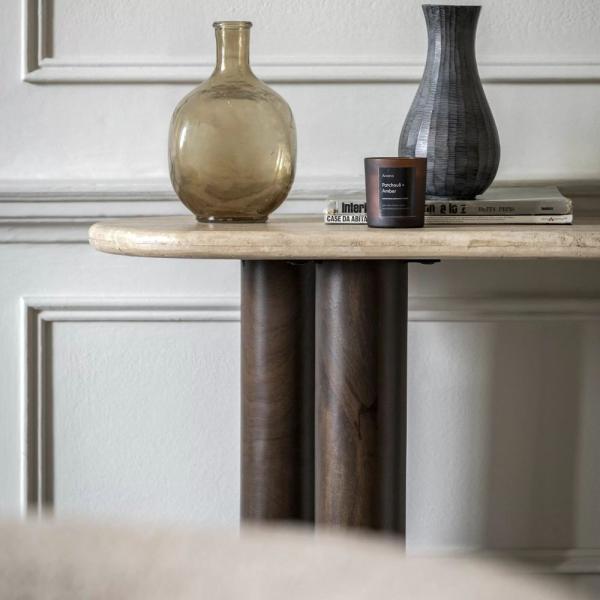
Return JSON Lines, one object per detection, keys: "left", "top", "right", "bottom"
{"left": 89, "top": 215, "right": 600, "bottom": 534}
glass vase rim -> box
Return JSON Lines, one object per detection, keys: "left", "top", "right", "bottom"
{"left": 213, "top": 21, "right": 253, "bottom": 29}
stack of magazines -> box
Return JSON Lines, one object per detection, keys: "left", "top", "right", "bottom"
{"left": 324, "top": 187, "right": 572, "bottom": 225}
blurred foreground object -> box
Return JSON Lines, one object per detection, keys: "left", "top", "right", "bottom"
{"left": 0, "top": 519, "right": 578, "bottom": 599}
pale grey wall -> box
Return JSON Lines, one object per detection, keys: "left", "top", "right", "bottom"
{"left": 0, "top": 0, "right": 599, "bottom": 575}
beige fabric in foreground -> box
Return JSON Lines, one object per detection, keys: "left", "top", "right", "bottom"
{"left": 0, "top": 519, "right": 578, "bottom": 599}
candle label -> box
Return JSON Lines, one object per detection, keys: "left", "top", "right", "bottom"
{"left": 378, "top": 167, "right": 414, "bottom": 216}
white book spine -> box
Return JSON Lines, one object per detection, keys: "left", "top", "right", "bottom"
{"left": 323, "top": 213, "right": 573, "bottom": 225}
{"left": 425, "top": 214, "right": 573, "bottom": 224}
{"left": 325, "top": 214, "right": 367, "bottom": 224}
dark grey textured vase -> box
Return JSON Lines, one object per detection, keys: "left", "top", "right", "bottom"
{"left": 399, "top": 5, "right": 500, "bottom": 199}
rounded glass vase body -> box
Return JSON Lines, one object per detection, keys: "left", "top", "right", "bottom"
{"left": 169, "top": 22, "right": 296, "bottom": 222}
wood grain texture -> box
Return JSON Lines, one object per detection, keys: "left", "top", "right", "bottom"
{"left": 399, "top": 5, "right": 500, "bottom": 199}
{"left": 241, "top": 260, "right": 315, "bottom": 522}
{"left": 315, "top": 261, "right": 407, "bottom": 532}
{"left": 90, "top": 215, "right": 600, "bottom": 260}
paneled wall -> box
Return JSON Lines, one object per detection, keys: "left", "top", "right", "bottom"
{"left": 5, "top": 0, "right": 600, "bottom": 181}
{"left": 1, "top": 0, "right": 600, "bottom": 578}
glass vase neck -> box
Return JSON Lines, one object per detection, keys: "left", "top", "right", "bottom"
{"left": 213, "top": 21, "right": 253, "bottom": 78}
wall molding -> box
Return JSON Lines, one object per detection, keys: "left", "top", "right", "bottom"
{"left": 21, "top": 296, "right": 240, "bottom": 517}
{"left": 1, "top": 178, "right": 600, "bottom": 243}
{"left": 20, "top": 293, "right": 600, "bottom": 575}
{"left": 22, "top": 0, "right": 600, "bottom": 84}
{"left": 0, "top": 177, "right": 343, "bottom": 243}
{"left": 408, "top": 297, "right": 600, "bottom": 322}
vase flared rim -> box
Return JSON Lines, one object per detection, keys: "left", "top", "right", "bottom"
{"left": 422, "top": 4, "right": 481, "bottom": 9}
{"left": 213, "top": 21, "right": 252, "bottom": 29}
{"left": 364, "top": 157, "right": 427, "bottom": 161}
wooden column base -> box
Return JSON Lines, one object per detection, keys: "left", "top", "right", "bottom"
{"left": 315, "top": 261, "right": 407, "bottom": 533}
{"left": 241, "top": 260, "right": 315, "bottom": 522}
{"left": 241, "top": 259, "right": 407, "bottom": 534}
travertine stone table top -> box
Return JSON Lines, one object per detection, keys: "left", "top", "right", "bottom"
{"left": 89, "top": 215, "right": 600, "bottom": 260}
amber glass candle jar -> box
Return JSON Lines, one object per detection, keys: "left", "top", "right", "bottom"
{"left": 364, "top": 157, "right": 426, "bottom": 228}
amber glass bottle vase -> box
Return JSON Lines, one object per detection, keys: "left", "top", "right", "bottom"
{"left": 169, "top": 22, "right": 297, "bottom": 222}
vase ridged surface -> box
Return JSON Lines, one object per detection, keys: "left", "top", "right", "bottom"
{"left": 399, "top": 5, "right": 500, "bottom": 199}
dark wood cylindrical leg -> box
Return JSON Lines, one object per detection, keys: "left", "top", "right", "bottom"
{"left": 241, "top": 260, "right": 315, "bottom": 522}
{"left": 315, "top": 260, "right": 407, "bottom": 533}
